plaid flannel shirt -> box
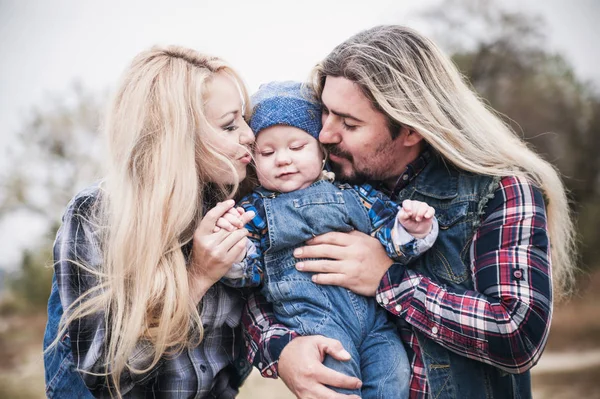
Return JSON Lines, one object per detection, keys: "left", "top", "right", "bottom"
{"left": 242, "top": 153, "right": 552, "bottom": 398}
{"left": 52, "top": 185, "right": 247, "bottom": 398}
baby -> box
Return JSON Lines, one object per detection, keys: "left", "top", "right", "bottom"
{"left": 220, "top": 81, "right": 438, "bottom": 399}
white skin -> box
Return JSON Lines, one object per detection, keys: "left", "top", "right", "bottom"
{"left": 215, "top": 125, "right": 434, "bottom": 236}
{"left": 277, "top": 76, "right": 430, "bottom": 399}
{"left": 215, "top": 117, "right": 434, "bottom": 398}
{"left": 188, "top": 73, "right": 256, "bottom": 303}
{"left": 215, "top": 125, "right": 325, "bottom": 237}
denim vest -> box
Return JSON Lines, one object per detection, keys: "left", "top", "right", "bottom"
{"left": 394, "top": 154, "right": 531, "bottom": 399}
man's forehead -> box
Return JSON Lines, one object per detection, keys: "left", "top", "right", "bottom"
{"left": 322, "top": 76, "right": 371, "bottom": 119}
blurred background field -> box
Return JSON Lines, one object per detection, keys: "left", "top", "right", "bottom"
{"left": 1, "top": 0, "right": 599, "bottom": 398}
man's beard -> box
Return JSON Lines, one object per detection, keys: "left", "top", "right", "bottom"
{"left": 325, "top": 144, "right": 377, "bottom": 186}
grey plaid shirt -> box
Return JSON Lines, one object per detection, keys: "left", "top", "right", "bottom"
{"left": 53, "top": 185, "right": 250, "bottom": 398}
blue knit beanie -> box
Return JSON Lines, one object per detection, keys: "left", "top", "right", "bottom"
{"left": 250, "top": 81, "right": 322, "bottom": 139}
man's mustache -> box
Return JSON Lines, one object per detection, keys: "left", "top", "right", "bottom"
{"left": 325, "top": 144, "right": 353, "bottom": 162}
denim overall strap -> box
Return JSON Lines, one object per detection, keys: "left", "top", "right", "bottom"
{"left": 262, "top": 180, "right": 371, "bottom": 255}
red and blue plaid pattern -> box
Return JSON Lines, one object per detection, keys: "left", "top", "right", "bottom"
{"left": 244, "top": 174, "right": 552, "bottom": 399}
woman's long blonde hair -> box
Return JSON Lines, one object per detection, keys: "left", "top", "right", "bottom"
{"left": 312, "top": 25, "right": 576, "bottom": 299}
{"left": 55, "top": 46, "right": 251, "bottom": 396}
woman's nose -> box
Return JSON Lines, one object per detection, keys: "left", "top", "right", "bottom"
{"left": 239, "top": 122, "right": 255, "bottom": 145}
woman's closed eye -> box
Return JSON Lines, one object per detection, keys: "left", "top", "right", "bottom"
{"left": 221, "top": 119, "right": 238, "bottom": 132}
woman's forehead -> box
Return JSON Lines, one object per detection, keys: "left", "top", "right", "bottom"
{"left": 204, "top": 74, "right": 244, "bottom": 119}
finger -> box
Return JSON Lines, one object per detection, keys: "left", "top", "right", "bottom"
{"left": 239, "top": 210, "right": 256, "bottom": 225}
{"left": 195, "top": 228, "right": 229, "bottom": 253}
{"left": 397, "top": 208, "right": 410, "bottom": 223}
{"left": 424, "top": 206, "right": 435, "bottom": 219}
{"left": 305, "top": 231, "right": 353, "bottom": 246}
{"left": 235, "top": 206, "right": 245, "bottom": 216}
{"left": 293, "top": 243, "right": 346, "bottom": 260}
{"left": 315, "top": 358, "right": 362, "bottom": 392}
{"left": 225, "top": 236, "right": 248, "bottom": 263}
{"left": 415, "top": 203, "right": 429, "bottom": 221}
{"left": 197, "top": 200, "right": 236, "bottom": 234}
{"left": 203, "top": 227, "right": 229, "bottom": 245}
{"left": 402, "top": 199, "right": 414, "bottom": 216}
{"left": 317, "top": 336, "right": 351, "bottom": 361}
{"left": 213, "top": 226, "right": 221, "bottom": 233}
{"left": 296, "top": 260, "right": 341, "bottom": 273}
{"left": 217, "top": 228, "right": 248, "bottom": 253}
{"left": 222, "top": 212, "right": 244, "bottom": 229}
{"left": 312, "top": 272, "right": 347, "bottom": 287}
{"left": 225, "top": 207, "right": 244, "bottom": 221}
{"left": 216, "top": 217, "right": 236, "bottom": 232}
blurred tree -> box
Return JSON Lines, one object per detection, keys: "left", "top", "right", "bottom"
{"left": 0, "top": 83, "right": 104, "bottom": 310}
{"left": 422, "top": 0, "right": 600, "bottom": 271}
{"left": 5, "top": 245, "right": 55, "bottom": 313}
{"left": 0, "top": 83, "right": 105, "bottom": 221}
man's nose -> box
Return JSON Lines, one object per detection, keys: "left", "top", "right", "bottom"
{"left": 319, "top": 116, "right": 341, "bottom": 144}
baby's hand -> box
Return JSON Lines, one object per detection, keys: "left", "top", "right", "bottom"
{"left": 397, "top": 200, "right": 435, "bottom": 239}
{"left": 213, "top": 207, "right": 255, "bottom": 233}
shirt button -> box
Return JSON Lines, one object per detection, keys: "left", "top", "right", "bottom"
{"left": 266, "top": 369, "right": 273, "bottom": 376}
{"left": 382, "top": 298, "right": 390, "bottom": 305}
{"left": 402, "top": 174, "right": 409, "bottom": 181}
{"left": 395, "top": 304, "right": 402, "bottom": 312}
{"left": 258, "top": 362, "right": 263, "bottom": 369}
{"left": 432, "top": 326, "right": 439, "bottom": 335}
{"left": 513, "top": 269, "right": 523, "bottom": 279}
{"left": 200, "top": 364, "right": 207, "bottom": 373}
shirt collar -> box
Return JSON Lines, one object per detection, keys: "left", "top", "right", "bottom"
{"left": 374, "top": 148, "right": 432, "bottom": 200}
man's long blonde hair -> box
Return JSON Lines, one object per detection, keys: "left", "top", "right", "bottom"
{"left": 312, "top": 25, "right": 576, "bottom": 298}
{"left": 55, "top": 46, "right": 251, "bottom": 396}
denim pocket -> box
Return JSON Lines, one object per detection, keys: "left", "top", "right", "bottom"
{"left": 435, "top": 202, "right": 469, "bottom": 229}
{"left": 426, "top": 202, "right": 473, "bottom": 284}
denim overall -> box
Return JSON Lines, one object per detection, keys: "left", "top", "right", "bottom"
{"left": 394, "top": 154, "right": 532, "bottom": 398}
{"left": 257, "top": 179, "right": 410, "bottom": 399}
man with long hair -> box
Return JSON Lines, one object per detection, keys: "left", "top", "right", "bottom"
{"left": 245, "top": 25, "right": 576, "bottom": 398}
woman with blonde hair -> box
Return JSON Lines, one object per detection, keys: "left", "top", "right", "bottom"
{"left": 43, "top": 45, "right": 256, "bottom": 398}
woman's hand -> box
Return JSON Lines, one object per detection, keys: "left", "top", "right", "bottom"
{"left": 294, "top": 230, "right": 393, "bottom": 297}
{"left": 188, "top": 200, "right": 254, "bottom": 303}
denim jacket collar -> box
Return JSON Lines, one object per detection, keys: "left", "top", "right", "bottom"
{"left": 412, "top": 152, "right": 459, "bottom": 200}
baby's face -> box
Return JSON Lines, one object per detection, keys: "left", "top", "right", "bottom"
{"left": 254, "top": 125, "right": 323, "bottom": 193}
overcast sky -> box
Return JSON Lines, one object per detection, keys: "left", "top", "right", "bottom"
{"left": 0, "top": 0, "right": 598, "bottom": 270}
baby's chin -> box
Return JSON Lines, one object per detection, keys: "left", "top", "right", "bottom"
{"left": 259, "top": 179, "right": 310, "bottom": 193}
